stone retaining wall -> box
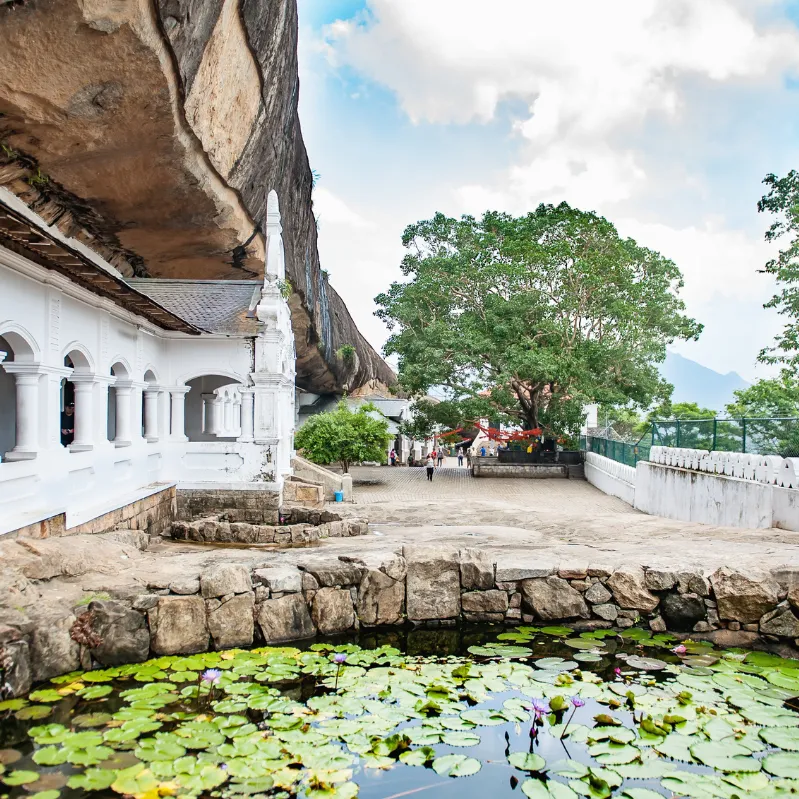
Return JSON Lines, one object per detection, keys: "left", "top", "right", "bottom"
{"left": 472, "top": 459, "right": 569, "bottom": 478}
{"left": 11, "top": 486, "right": 176, "bottom": 539}
{"left": 177, "top": 488, "right": 282, "bottom": 524}
{"left": 3, "top": 546, "right": 798, "bottom": 697}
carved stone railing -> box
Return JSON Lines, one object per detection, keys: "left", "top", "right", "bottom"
{"left": 650, "top": 446, "right": 799, "bottom": 489}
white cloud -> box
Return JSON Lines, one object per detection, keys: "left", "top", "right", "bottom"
{"left": 304, "top": 0, "right": 799, "bottom": 379}
{"left": 312, "top": 187, "right": 372, "bottom": 229}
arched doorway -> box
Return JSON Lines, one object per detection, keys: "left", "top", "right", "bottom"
{"left": 185, "top": 376, "right": 244, "bottom": 442}
{"left": 107, "top": 361, "right": 132, "bottom": 447}
{"left": 63, "top": 347, "right": 94, "bottom": 451}
{"left": 0, "top": 330, "right": 39, "bottom": 460}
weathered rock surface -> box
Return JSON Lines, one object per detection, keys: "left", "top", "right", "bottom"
{"left": 304, "top": 562, "right": 363, "bottom": 588}
{"left": 84, "top": 600, "right": 150, "bottom": 665}
{"left": 0, "top": 0, "right": 393, "bottom": 394}
{"left": 459, "top": 549, "right": 495, "bottom": 590}
{"left": 584, "top": 582, "right": 612, "bottom": 605}
{"left": 0, "top": 625, "right": 31, "bottom": 696}
{"left": 148, "top": 596, "right": 209, "bottom": 655}
{"left": 381, "top": 556, "right": 407, "bottom": 582}
{"left": 253, "top": 567, "right": 302, "bottom": 594}
{"left": 358, "top": 569, "right": 404, "bottom": 626}
{"left": 461, "top": 590, "right": 509, "bottom": 614}
{"left": 405, "top": 548, "right": 461, "bottom": 620}
{"left": 593, "top": 604, "right": 619, "bottom": 621}
{"left": 170, "top": 577, "right": 200, "bottom": 595}
{"left": 207, "top": 593, "right": 255, "bottom": 649}
{"left": 677, "top": 571, "right": 711, "bottom": 597}
{"left": 607, "top": 566, "right": 660, "bottom": 612}
{"left": 312, "top": 588, "right": 355, "bottom": 634}
{"left": 760, "top": 606, "right": 799, "bottom": 638}
{"left": 256, "top": 594, "right": 315, "bottom": 643}
{"left": 660, "top": 593, "right": 706, "bottom": 633}
{"left": 645, "top": 569, "right": 677, "bottom": 592}
{"left": 29, "top": 609, "right": 80, "bottom": 682}
{"left": 495, "top": 562, "right": 556, "bottom": 582}
{"left": 710, "top": 567, "right": 780, "bottom": 623}
{"left": 521, "top": 577, "right": 590, "bottom": 620}
{"left": 201, "top": 564, "right": 252, "bottom": 598}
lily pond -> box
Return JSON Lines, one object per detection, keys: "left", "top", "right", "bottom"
{"left": 1, "top": 626, "right": 799, "bottom": 799}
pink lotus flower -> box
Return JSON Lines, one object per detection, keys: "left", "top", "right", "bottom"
{"left": 672, "top": 645, "right": 687, "bottom": 655}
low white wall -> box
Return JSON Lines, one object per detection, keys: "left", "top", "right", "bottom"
{"left": 584, "top": 452, "right": 636, "bottom": 506}
{"left": 292, "top": 455, "right": 352, "bottom": 501}
{"left": 634, "top": 460, "right": 774, "bottom": 529}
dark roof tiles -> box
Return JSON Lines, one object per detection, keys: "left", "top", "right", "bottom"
{"left": 126, "top": 279, "right": 262, "bottom": 335}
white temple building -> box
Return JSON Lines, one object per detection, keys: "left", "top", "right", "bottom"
{"left": 0, "top": 187, "right": 297, "bottom": 537}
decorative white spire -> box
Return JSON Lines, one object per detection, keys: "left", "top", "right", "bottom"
{"left": 264, "top": 189, "right": 285, "bottom": 281}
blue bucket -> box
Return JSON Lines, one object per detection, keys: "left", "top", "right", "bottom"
{"left": 334, "top": 490, "right": 344, "bottom": 503}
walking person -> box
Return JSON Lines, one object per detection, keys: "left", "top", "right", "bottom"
{"left": 437, "top": 450, "right": 444, "bottom": 467}
{"left": 425, "top": 454, "right": 435, "bottom": 481}
{"left": 390, "top": 448, "right": 397, "bottom": 467}
{"left": 457, "top": 449, "right": 464, "bottom": 467}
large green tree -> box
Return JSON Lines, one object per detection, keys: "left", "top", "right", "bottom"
{"left": 294, "top": 401, "right": 390, "bottom": 473}
{"left": 758, "top": 171, "right": 799, "bottom": 367}
{"left": 376, "top": 204, "right": 701, "bottom": 438}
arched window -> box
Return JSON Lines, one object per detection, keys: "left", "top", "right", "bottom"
{"left": 0, "top": 328, "right": 40, "bottom": 461}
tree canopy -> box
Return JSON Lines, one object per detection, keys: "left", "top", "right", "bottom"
{"left": 294, "top": 401, "right": 390, "bottom": 473}
{"left": 376, "top": 204, "right": 701, "bottom": 439}
{"left": 758, "top": 171, "right": 799, "bottom": 367}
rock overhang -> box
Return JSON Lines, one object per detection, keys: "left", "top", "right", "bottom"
{"left": 0, "top": 0, "right": 395, "bottom": 394}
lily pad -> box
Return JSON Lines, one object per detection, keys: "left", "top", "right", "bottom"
{"left": 760, "top": 727, "right": 799, "bottom": 751}
{"left": 690, "top": 740, "right": 762, "bottom": 773}
{"left": 763, "top": 752, "right": 799, "bottom": 779}
{"left": 432, "top": 754, "right": 481, "bottom": 777}
{"left": 508, "top": 752, "right": 547, "bottom": 772}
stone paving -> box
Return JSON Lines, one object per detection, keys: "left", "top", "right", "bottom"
{"left": 352, "top": 462, "right": 634, "bottom": 513}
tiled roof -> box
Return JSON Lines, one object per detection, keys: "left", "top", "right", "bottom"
{"left": 126, "top": 279, "right": 262, "bottom": 335}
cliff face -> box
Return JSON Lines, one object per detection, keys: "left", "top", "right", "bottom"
{"left": 0, "top": 0, "right": 394, "bottom": 393}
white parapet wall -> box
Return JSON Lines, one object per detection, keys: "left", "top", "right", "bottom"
{"left": 584, "top": 446, "right": 799, "bottom": 530}
{"left": 634, "top": 446, "right": 799, "bottom": 531}
{"left": 584, "top": 452, "right": 636, "bottom": 506}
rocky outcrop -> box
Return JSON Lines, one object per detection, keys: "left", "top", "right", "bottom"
{"left": 256, "top": 594, "right": 315, "bottom": 643}
{"left": 0, "top": 0, "right": 393, "bottom": 394}
{"left": 148, "top": 596, "right": 209, "bottom": 655}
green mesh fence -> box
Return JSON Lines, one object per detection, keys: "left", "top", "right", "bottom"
{"left": 649, "top": 418, "right": 799, "bottom": 458}
{"left": 581, "top": 417, "right": 799, "bottom": 466}
{"left": 579, "top": 435, "right": 651, "bottom": 467}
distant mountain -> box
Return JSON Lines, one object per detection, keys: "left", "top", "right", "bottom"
{"left": 660, "top": 352, "right": 749, "bottom": 414}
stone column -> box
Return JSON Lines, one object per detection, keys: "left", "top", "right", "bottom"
{"left": 201, "top": 393, "right": 215, "bottom": 435}
{"left": 143, "top": 388, "right": 160, "bottom": 443}
{"left": 2, "top": 364, "right": 42, "bottom": 460}
{"left": 113, "top": 380, "right": 133, "bottom": 448}
{"left": 70, "top": 375, "right": 96, "bottom": 451}
{"left": 210, "top": 396, "right": 223, "bottom": 436}
{"left": 238, "top": 389, "right": 254, "bottom": 443}
{"left": 223, "top": 396, "right": 233, "bottom": 436}
{"left": 169, "top": 387, "right": 189, "bottom": 441}
{"left": 131, "top": 382, "right": 146, "bottom": 443}
{"left": 234, "top": 398, "right": 242, "bottom": 436}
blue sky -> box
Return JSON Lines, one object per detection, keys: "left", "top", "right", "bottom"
{"left": 297, "top": 0, "right": 799, "bottom": 381}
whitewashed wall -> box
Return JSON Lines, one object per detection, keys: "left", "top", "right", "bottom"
{"left": 584, "top": 452, "right": 636, "bottom": 506}
{"left": 634, "top": 446, "right": 799, "bottom": 531}
{"left": 0, "top": 248, "right": 275, "bottom": 536}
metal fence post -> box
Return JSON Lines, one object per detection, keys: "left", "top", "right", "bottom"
{"left": 742, "top": 418, "right": 747, "bottom": 453}
{"left": 712, "top": 418, "right": 717, "bottom": 452}
{"left": 676, "top": 420, "right": 681, "bottom": 448}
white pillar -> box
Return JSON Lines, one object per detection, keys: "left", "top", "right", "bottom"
{"left": 131, "top": 383, "right": 146, "bottom": 443}
{"left": 144, "top": 388, "right": 160, "bottom": 442}
{"left": 70, "top": 375, "right": 95, "bottom": 451}
{"left": 223, "top": 397, "right": 233, "bottom": 436}
{"left": 210, "top": 396, "right": 223, "bottom": 436}
{"left": 238, "top": 389, "right": 254, "bottom": 443}
{"left": 113, "top": 380, "right": 133, "bottom": 447}
{"left": 169, "top": 387, "right": 189, "bottom": 441}
{"left": 234, "top": 398, "right": 242, "bottom": 436}
{"left": 201, "top": 393, "right": 214, "bottom": 435}
{"left": 2, "top": 365, "right": 42, "bottom": 460}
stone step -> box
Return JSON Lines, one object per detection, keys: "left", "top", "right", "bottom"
{"left": 568, "top": 464, "right": 586, "bottom": 479}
